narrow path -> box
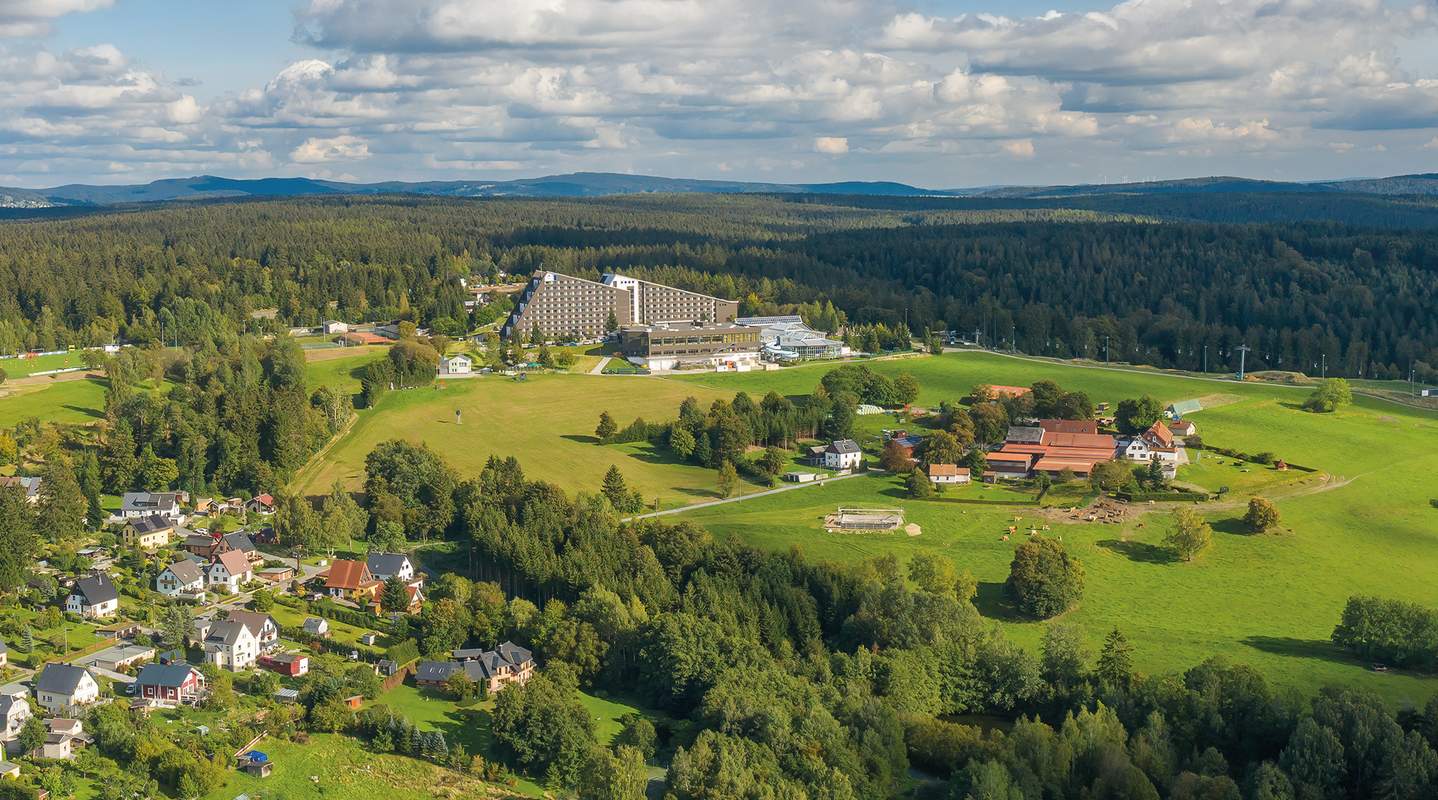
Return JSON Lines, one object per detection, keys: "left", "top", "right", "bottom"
{"left": 590, "top": 356, "right": 612, "bottom": 375}
{"left": 626, "top": 470, "right": 867, "bottom": 521}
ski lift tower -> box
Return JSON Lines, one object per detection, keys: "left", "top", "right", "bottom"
{"left": 1235, "top": 344, "right": 1251, "bottom": 381}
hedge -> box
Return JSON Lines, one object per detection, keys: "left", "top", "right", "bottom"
{"left": 1115, "top": 490, "right": 1212, "bottom": 502}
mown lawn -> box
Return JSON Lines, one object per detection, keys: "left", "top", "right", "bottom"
{"left": 0, "top": 351, "right": 91, "bottom": 378}
{"left": 668, "top": 352, "right": 1438, "bottom": 705}
{"left": 0, "top": 376, "right": 108, "bottom": 428}
{"left": 291, "top": 372, "right": 743, "bottom": 508}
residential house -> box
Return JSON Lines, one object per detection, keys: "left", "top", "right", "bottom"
{"left": 823, "top": 439, "right": 862, "bottom": 471}
{"left": 34, "top": 664, "right": 99, "bottom": 713}
{"left": 65, "top": 574, "right": 118, "bottom": 619}
{"left": 37, "top": 718, "right": 88, "bottom": 761}
{"left": 0, "top": 695, "right": 30, "bottom": 742}
{"left": 122, "top": 516, "right": 174, "bottom": 550}
{"left": 365, "top": 553, "right": 415, "bottom": 583}
{"left": 155, "top": 560, "right": 206, "bottom": 598}
{"left": 1122, "top": 421, "right": 1181, "bottom": 471}
{"left": 439, "top": 354, "right": 472, "bottom": 375}
{"left": 216, "top": 532, "right": 258, "bottom": 562}
{"left": 302, "top": 618, "right": 329, "bottom": 638}
{"left": 119, "top": 492, "right": 184, "bottom": 523}
{"left": 207, "top": 550, "right": 253, "bottom": 593}
{"left": 927, "top": 464, "right": 971, "bottom": 486}
{"left": 192, "top": 498, "right": 219, "bottom": 516}
{"left": 183, "top": 532, "right": 221, "bottom": 558}
{"left": 414, "top": 660, "right": 461, "bottom": 687}
{"left": 0, "top": 477, "right": 41, "bottom": 505}
{"left": 0, "top": 760, "right": 18, "bottom": 779}
{"left": 202, "top": 619, "right": 259, "bottom": 671}
{"left": 223, "top": 610, "right": 280, "bottom": 652}
{"left": 1170, "top": 419, "right": 1197, "bottom": 437}
{"left": 323, "top": 560, "right": 382, "bottom": 604}
{"left": 467, "top": 642, "right": 535, "bottom": 694}
{"left": 134, "top": 661, "right": 206, "bottom": 707}
{"left": 0, "top": 638, "right": 7, "bottom": 669}
{"left": 246, "top": 494, "right": 276, "bottom": 515}
{"left": 256, "top": 566, "right": 294, "bottom": 583}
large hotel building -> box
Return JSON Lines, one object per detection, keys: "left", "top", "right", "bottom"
{"left": 501, "top": 270, "right": 739, "bottom": 341}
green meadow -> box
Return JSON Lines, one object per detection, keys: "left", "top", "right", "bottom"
{"left": 667, "top": 352, "right": 1438, "bottom": 703}
{"left": 0, "top": 376, "right": 108, "bottom": 428}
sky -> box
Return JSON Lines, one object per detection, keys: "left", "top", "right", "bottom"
{"left": 2, "top": 0, "right": 1438, "bottom": 188}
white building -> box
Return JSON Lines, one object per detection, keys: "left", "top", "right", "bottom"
{"left": 65, "top": 574, "right": 119, "bottom": 618}
{"left": 156, "top": 560, "right": 206, "bottom": 598}
{"left": 203, "top": 619, "right": 259, "bottom": 671}
{"left": 0, "top": 695, "right": 30, "bottom": 742}
{"left": 824, "top": 440, "right": 863, "bottom": 471}
{"left": 927, "top": 464, "right": 971, "bottom": 486}
{"left": 323, "top": 320, "right": 349, "bottom": 335}
{"left": 439, "top": 354, "right": 473, "bottom": 375}
{"left": 119, "top": 492, "right": 185, "bottom": 523}
{"left": 207, "top": 550, "right": 253, "bottom": 593}
{"left": 35, "top": 664, "right": 100, "bottom": 714}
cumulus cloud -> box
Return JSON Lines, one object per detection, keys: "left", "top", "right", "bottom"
{"left": 2, "top": 0, "right": 1438, "bottom": 186}
{"left": 290, "top": 133, "right": 370, "bottom": 163}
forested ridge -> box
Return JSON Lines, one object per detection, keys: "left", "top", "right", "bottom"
{"left": 0, "top": 194, "right": 1434, "bottom": 380}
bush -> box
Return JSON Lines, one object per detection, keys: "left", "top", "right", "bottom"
{"left": 1332, "top": 596, "right": 1438, "bottom": 669}
{"left": 1006, "top": 536, "right": 1084, "bottom": 619}
{"left": 1243, "top": 496, "right": 1281, "bottom": 533}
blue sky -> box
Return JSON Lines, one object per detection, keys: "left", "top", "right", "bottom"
{"left": 3, "top": 0, "right": 1437, "bottom": 188}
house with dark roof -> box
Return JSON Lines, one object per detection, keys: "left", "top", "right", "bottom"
{"left": 1006, "top": 426, "right": 1046, "bottom": 445}
{"left": 202, "top": 619, "right": 259, "bottom": 671}
{"left": 824, "top": 439, "right": 862, "bottom": 470}
{"left": 365, "top": 553, "right": 415, "bottom": 583}
{"left": 35, "top": 664, "right": 99, "bottom": 713}
{"left": 469, "top": 642, "right": 535, "bottom": 694}
{"left": 123, "top": 516, "right": 175, "bottom": 550}
{"left": 65, "top": 574, "right": 118, "bottom": 618}
{"left": 217, "top": 532, "right": 258, "bottom": 562}
{"left": 224, "top": 610, "right": 280, "bottom": 652}
{"left": 414, "top": 660, "right": 462, "bottom": 686}
{"left": 119, "top": 492, "right": 184, "bottom": 522}
{"left": 156, "top": 560, "right": 206, "bottom": 597}
{"left": 134, "top": 661, "right": 206, "bottom": 707}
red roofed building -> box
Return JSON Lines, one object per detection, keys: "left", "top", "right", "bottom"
{"left": 323, "top": 559, "right": 382, "bottom": 603}
{"left": 1038, "top": 419, "right": 1099, "bottom": 435}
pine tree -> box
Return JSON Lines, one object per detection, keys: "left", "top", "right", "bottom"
{"left": 602, "top": 466, "right": 629, "bottom": 510}
{"left": 77, "top": 450, "right": 103, "bottom": 530}
{"left": 692, "top": 429, "right": 713, "bottom": 466}
{"left": 100, "top": 420, "right": 138, "bottom": 493}
{"left": 38, "top": 454, "right": 86, "bottom": 541}
{"left": 1096, "top": 628, "right": 1134, "bottom": 691}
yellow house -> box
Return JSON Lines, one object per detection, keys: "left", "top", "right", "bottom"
{"left": 123, "top": 516, "right": 175, "bottom": 550}
{"left": 0, "top": 760, "right": 19, "bottom": 779}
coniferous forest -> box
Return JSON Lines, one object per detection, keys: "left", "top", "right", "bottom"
{"left": 0, "top": 194, "right": 1434, "bottom": 380}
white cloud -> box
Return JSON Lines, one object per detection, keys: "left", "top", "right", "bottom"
{"left": 1002, "top": 139, "right": 1035, "bottom": 158}
{"left": 290, "top": 134, "right": 370, "bottom": 163}
{"left": 2, "top": 0, "right": 1438, "bottom": 186}
{"left": 1425, "top": 136, "right": 1438, "bottom": 150}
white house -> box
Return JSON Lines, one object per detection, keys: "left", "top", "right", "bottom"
{"left": 0, "top": 694, "right": 30, "bottom": 742}
{"left": 224, "top": 610, "right": 281, "bottom": 652}
{"left": 65, "top": 574, "right": 119, "bottom": 618}
{"left": 927, "top": 464, "right": 971, "bottom": 486}
{"left": 35, "top": 664, "right": 100, "bottom": 713}
{"left": 202, "top": 619, "right": 259, "bottom": 671}
{"left": 323, "top": 320, "right": 349, "bottom": 335}
{"left": 302, "top": 618, "right": 329, "bottom": 637}
{"left": 119, "top": 492, "right": 185, "bottom": 523}
{"left": 155, "top": 560, "right": 206, "bottom": 598}
{"left": 207, "top": 550, "right": 253, "bottom": 593}
{"left": 365, "top": 552, "right": 415, "bottom": 583}
{"left": 823, "top": 439, "right": 863, "bottom": 471}
{"left": 1121, "top": 421, "right": 1181, "bottom": 467}
{"left": 439, "top": 354, "right": 473, "bottom": 375}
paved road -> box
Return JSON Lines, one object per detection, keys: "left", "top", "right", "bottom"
{"left": 627, "top": 470, "right": 868, "bottom": 521}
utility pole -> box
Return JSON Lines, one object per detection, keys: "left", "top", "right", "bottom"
{"left": 1321, "top": 353, "right": 1326, "bottom": 379}
{"left": 1011, "top": 325, "right": 1017, "bottom": 353}
{"left": 1236, "top": 344, "right": 1251, "bottom": 381}
{"left": 1203, "top": 344, "right": 1208, "bottom": 373}
{"left": 1104, "top": 335, "right": 1110, "bottom": 363}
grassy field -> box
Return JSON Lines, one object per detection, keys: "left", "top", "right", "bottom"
{"left": 0, "top": 351, "right": 91, "bottom": 378}
{"left": 369, "top": 682, "right": 649, "bottom": 796}
{"left": 304, "top": 345, "right": 388, "bottom": 395}
{"left": 292, "top": 372, "right": 742, "bottom": 507}
{"left": 204, "top": 733, "right": 515, "bottom": 800}
{"left": 666, "top": 352, "right": 1438, "bottom": 704}
{"left": 0, "top": 376, "right": 108, "bottom": 428}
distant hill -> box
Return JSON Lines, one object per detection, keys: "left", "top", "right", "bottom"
{"left": 6, "top": 170, "right": 1438, "bottom": 210}
{"left": 0, "top": 172, "right": 959, "bottom": 208}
